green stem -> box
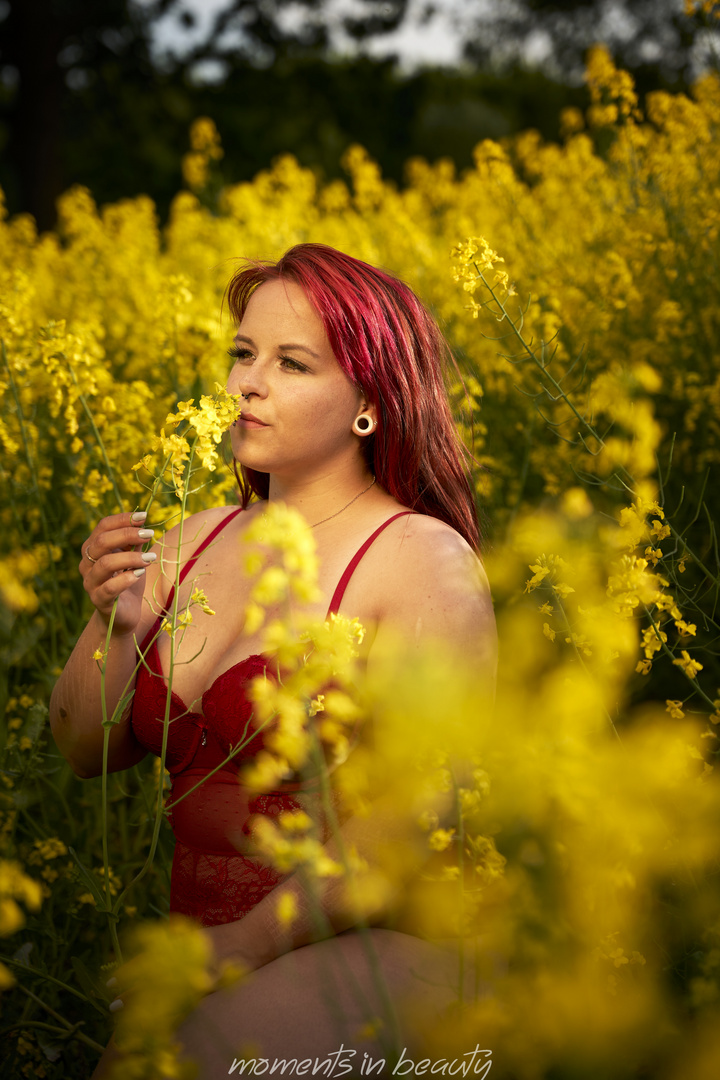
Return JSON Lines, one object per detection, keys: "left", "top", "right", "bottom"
{"left": 2, "top": 957, "right": 98, "bottom": 1008}
{"left": 98, "top": 601, "right": 124, "bottom": 961}
{"left": 472, "top": 272, "right": 641, "bottom": 500}
{"left": 112, "top": 440, "right": 198, "bottom": 915}
{"left": 14, "top": 983, "right": 106, "bottom": 1054}
{"left": 161, "top": 715, "right": 275, "bottom": 812}
{"left": 666, "top": 519, "right": 720, "bottom": 593}
{"left": 475, "top": 272, "right": 610, "bottom": 451}
{"left": 100, "top": 600, "right": 119, "bottom": 913}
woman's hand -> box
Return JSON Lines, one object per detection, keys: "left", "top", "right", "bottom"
{"left": 80, "top": 510, "right": 157, "bottom": 636}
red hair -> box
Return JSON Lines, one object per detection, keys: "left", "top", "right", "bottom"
{"left": 226, "top": 243, "right": 480, "bottom": 550}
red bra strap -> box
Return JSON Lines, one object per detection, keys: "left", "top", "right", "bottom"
{"left": 165, "top": 507, "right": 244, "bottom": 612}
{"left": 326, "top": 511, "right": 415, "bottom": 617}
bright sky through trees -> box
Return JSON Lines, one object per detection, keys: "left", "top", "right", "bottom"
{"left": 141, "top": 0, "right": 470, "bottom": 77}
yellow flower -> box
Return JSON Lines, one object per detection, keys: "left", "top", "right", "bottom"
{"left": 0, "top": 861, "right": 42, "bottom": 941}
{"left": 190, "top": 587, "right": 215, "bottom": 616}
{"left": 644, "top": 546, "right": 663, "bottom": 567}
{"left": 666, "top": 700, "right": 685, "bottom": 720}
{"left": 251, "top": 817, "right": 342, "bottom": 877}
{"left": 525, "top": 563, "right": 550, "bottom": 592}
{"left": 672, "top": 651, "right": 703, "bottom": 679}
{"left": 276, "top": 892, "right": 298, "bottom": 928}
{"left": 650, "top": 520, "right": 671, "bottom": 542}
{"left": 165, "top": 386, "right": 241, "bottom": 472}
{"left": 110, "top": 916, "right": 237, "bottom": 1076}
{"left": 278, "top": 810, "right": 313, "bottom": 833}
{"left": 308, "top": 694, "right": 325, "bottom": 716}
{"left": 428, "top": 828, "right": 456, "bottom": 852}
{"left": 641, "top": 626, "right": 667, "bottom": 659}
{"left": 31, "top": 838, "right": 68, "bottom": 862}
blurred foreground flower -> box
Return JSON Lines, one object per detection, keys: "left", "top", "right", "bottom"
{"left": 0, "top": 860, "right": 42, "bottom": 989}
{"left": 108, "top": 916, "right": 241, "bottom": 1080}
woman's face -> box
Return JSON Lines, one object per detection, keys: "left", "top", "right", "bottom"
{"left": 226, "top": 279, "right": 368, "bottom": 481}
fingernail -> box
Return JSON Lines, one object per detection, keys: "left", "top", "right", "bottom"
{"left": 109, "top": 998, "right": 124, "bottom": 1013}
{"left": 141, "top": 552, "right": 157, "bottom": 563}
{"left": 133, "top": 568, "right": 146, "bottom": 578}
{"left": 106, "top": 977, "right": 118, "bottom": 988}
{"left": 131, "top": 511, "right": 147, "bottom": 522}
{"left": 137, "top": 529, "right": 154, "bottom": 540}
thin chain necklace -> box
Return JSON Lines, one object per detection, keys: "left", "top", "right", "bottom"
{"left": 311, "top": 477, "right": 377, "bottom": 528}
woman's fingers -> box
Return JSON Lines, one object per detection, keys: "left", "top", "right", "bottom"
{"left": 81, "top": 511, "right": 155, "bottom": 569}
{"left": 83, "top": 549, "right": 157, "bottom": 579}
{"left": 89, "top": 556, "right": 157, "bottom": 600}
{"left": 79, "top": 511, "right": 159, "bottom": 631}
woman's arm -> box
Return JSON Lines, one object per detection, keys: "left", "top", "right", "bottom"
{"left": 49, "top": 511, "right": 168, "bottom": 779}
{"left": 202, "top": 518, "right": 497, "bottom": 975}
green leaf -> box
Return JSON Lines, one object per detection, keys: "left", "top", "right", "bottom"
{"left": 101, "top": 689, "right": 135, "bottom": 730}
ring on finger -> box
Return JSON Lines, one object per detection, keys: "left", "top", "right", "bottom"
{"left": 84, "top": 546, "right": 98, "bottom": 565}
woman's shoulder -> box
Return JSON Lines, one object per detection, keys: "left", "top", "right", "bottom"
{"left": 367, "top": 510, "right": 496, "bottom": 673}
{"left": 379, "top": 510, "right": 482, "bottom": 572}
{"left": 370, "top": 509, "right": 490, "bottom": 607}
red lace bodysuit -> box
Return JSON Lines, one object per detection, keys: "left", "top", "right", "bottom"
{"left": 130, "top": 508, "right": 413, "bottom": 927}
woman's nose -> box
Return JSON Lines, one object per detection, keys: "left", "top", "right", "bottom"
{"left": 227, "top": 363, "right": 267, "bottom": 400}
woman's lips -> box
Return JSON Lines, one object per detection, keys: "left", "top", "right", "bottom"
{"left": 237, "top": 413, "right": 268, "bottom": 429}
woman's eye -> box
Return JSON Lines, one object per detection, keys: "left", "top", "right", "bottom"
{"left": 280, "top": 356, "right": 306, "bottom": 372}
{"left": 227, "top": 346, "right": 253, "bottom": 362}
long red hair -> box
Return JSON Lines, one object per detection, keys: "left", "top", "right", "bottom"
{"left": 226, "top": 243, "right": 480, "bottom": 550}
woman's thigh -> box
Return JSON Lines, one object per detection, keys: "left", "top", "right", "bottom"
{"left": 176, "top": 929, "right": 466, "bottom": 1078}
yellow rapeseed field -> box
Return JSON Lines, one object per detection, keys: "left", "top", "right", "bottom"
{"left": 1, "top": 47, "right": 720, "bottom": 1078}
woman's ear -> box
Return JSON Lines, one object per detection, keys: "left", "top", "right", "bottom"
{"left": 359, "top": 400, "right": 377, "bottom": 423}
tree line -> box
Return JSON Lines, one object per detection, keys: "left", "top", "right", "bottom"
{"left": 0, "top": 0, "right": 712, "bottom": 229}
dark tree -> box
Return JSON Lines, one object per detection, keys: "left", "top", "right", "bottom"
{"left": 451, "top": 0, "right": 712, "bottom": 84}
{"left": 0, "top": 0, "right": 410, "bottom": 229}
{"left": 1, "top": 0, "right": 168, "bottom": 228}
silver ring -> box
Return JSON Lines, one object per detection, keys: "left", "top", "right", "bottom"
{"left": 84, "top": 546, "right": 98, "bottom": 564}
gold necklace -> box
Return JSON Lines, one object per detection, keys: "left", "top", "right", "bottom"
{"left": 311, "top": 477, "right": 377, "bottom": 528}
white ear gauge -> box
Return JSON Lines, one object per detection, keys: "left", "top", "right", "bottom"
{"left": 352, "top": 414, "right": 376, "bottom": 436}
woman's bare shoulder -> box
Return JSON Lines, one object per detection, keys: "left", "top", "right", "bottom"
{"left": 368, "top": 512, "right": 496, "bottom": 672}
{"left": 373, "top": 513, "right": 491, "bottom": 614}
{"left": 382, "top": 512, "right": 485, "bottom": 578}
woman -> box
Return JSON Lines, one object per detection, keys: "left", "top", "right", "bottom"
{"left": 50, "top": 243, "right": 497, "bottom": 1075}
